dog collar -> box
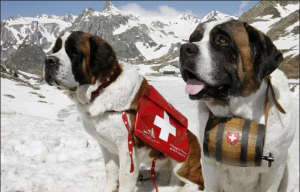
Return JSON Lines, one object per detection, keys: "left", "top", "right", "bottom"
{"left": 90, "top": 61, "right": 121, "bottom": 102}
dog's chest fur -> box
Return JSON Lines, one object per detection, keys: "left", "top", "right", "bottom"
{"left": 82, "top": 113, "right": 128, "bottom": 155}
{"left": 71, "top": 64, "right": 144, "bottom": 155}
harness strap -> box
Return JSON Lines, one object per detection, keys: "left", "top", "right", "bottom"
{"left": 151, "top": 153, "right": 165, "bottom": 192}
{"left": 151, "top": 157, "right": 159, "bottom": 192}
{"left": 265, "top": 76, "right": 286, "bottom": 128}
{"left": 108, "top": 109, "right": 165, "bottom": 190}
{"left": 121, "top": 111, "right": 135, "bottom": 173}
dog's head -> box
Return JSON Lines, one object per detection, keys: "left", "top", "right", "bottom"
{"left": 44, "top": 31, "right": 116, "bottom": 90}
{"left": 179, "top": 19, "right": 283, "bottom": 101}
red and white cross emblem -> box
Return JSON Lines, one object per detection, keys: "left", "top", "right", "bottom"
{"left": 226, "top": 131, "right": 239, "bottom": 145}
{"left": 153, "top": 111, "right": 176, "bottom": 142}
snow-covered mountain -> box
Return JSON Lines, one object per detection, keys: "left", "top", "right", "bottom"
{"left": 200, "top": 11, "right": 238, "bottom": 23}
{"left": 241, "top": 0, "right": 299, "bottom": 79}
{"left": 65, "top": 1, "right": 202, "bottom": 61}
{"left": 1, "top": 1, "right": 237, "bottom": 73}
{"left": 1, "top": 13, "right": 77, "bottom": 59}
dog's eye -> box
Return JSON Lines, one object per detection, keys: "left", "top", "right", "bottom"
{"left": 219, "top": 37, "right": 227, "bottom": 44}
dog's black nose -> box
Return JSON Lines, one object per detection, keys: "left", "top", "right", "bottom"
{"left": 180, "top": 43, "right": 199, "bottom": 58}
{"left": 45, "top": 56, "right": 59, "bottom": 66}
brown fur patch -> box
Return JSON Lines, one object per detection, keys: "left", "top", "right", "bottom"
{"left": 79, "top": 33, "right": 121, "bottom": 85}
{"left": 130, "top": 78, "right": 149, "bottom": 111}
{"left": 177, "top": 131, "right": 205, "bottom": 190}
{"left": 223, "top": 21, "right": 260, "bottom": 97}
{"left": 79, "top": 41, "right": 94, "bottom": 84}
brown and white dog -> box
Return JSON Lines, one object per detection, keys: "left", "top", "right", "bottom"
{"left": 44, "top": 31, "right": 204, "bottom": 192}
{"left": 179, "top": 19, "right": 296, "bottom": 192}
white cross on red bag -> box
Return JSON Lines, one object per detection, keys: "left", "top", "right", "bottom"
{"left": 134, "top": 85, "right": 189, "bottom": 162}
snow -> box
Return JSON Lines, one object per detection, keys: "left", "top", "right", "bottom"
{"left": 1, "top": 78, "right": 73, "bottom": 120}
{"left": 113, "top": 20, "right": 139, "bottom": 35}
{"left": 275, "top": 2, "right": 300, "bottom": 18}
{"left": 200, "top": 11, "right": 238, "bottom": 23}
{"left": 255, "top": 14, "right": 274, "bottom": 20}
{"left": 1, "top": 69, "right": 299, "bottom": 191}
{"left": 4, "top": 16, "right": 72, "bottom": 27}
{"left": 273, "top": 33, "right": 299, "bottom": 58}
{"left": 135, "top": 41, "right": 170, "bottom": 60}
{"left": 132, "top": 63, "right": 159, "bottom": 76}
{"left": 5, "top": 25, "right": 23, "bottom": 44}
{"left": 286, "top": 21, "right": 299, "bottom": 32}
{"left": 251, "top": 18, "right": 281, "bottom": 34}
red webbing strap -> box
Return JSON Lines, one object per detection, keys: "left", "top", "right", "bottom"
{"left": 151, "top": 157, "right": 159, "bottom": 192}
{"left": 121, "top": 111, "right": 134, "bottom": 173}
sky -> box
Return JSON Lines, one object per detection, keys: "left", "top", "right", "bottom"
{"left": 1, "top": 1, "right": 259, "bottom": 20}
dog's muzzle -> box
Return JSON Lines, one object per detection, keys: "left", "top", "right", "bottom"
{"left": 44, "top": 56, "right": 60, "bottom": 86}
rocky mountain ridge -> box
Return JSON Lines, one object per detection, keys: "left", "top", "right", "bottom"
{"left": 1, "top": 13, "right": 76, "bottom": 59}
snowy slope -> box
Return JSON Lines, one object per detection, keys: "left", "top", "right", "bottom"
{"left": 1, "top": 68, "right": 299, "bottom": 191}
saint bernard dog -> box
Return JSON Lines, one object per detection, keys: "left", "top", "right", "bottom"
{"left": 44, "top": 31, "right": 204, "bottom": 192}
{"left": 179, "top": 19, "right": 296, "bottom": 192}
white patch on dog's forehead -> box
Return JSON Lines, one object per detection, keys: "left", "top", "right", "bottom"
{"left": 192, "top": 19, "right": 231, "bottom": 85}
{"left": 60, "top": 31, "right": 71, "bottom": 46}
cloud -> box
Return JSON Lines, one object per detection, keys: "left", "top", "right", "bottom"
{"left": 119, "top": 3, "right": 196, "bottom": 18}
{"left": 236, "top": 1, "right": 249, "bottom": 16}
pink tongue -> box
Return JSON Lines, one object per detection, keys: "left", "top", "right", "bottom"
{"left": 185, "top": 79, "right": 205, "bottom": 95}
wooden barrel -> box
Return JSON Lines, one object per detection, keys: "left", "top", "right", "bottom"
{"left": 203, "top": 117, "right": 265, "bottom": 167}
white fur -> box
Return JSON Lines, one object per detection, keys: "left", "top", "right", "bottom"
{"left": 193, "top": 19, "right": 230, "bottom": 85}
{"left": 67, "top": 63, "right": 202, "bottom": 191}
{"left": 197, "top": 69, "right": 296, "bottom": 192}
{"left": 48, "top": 32, "right": 79, "bottom": 89}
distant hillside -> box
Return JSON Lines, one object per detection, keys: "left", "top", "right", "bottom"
{"left": 241, "top": 1, "right": 299, "bottom": 79}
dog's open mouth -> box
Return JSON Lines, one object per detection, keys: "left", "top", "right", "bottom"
{"left": 184, "top": 69, "right": 230, "bottom": 100}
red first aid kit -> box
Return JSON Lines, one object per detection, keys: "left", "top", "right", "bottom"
{"left": 134, "top": 85, "right": 189, "bottom": 162}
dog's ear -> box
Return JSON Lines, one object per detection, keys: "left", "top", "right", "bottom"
{"left": 89, "top": 36, "right": 116, "bottom": 76}
{"left": 244, "top": 22, "right": 283, "bottom": 81}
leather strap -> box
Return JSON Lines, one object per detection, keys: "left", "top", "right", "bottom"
{"left": 264, "top": 76, "right": 286, "bottom": 127}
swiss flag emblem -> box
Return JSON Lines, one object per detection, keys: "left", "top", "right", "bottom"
{"left": 134, "top": 85, "right": 189, "bottom": 162}
{"left": 226, "top": 132, "right": 239, "bottom": 145}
